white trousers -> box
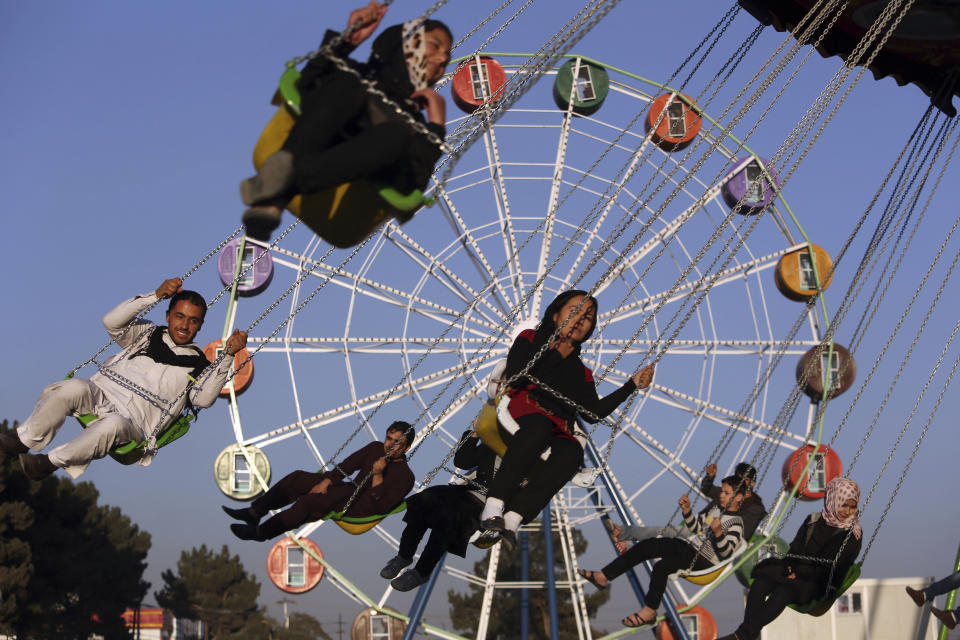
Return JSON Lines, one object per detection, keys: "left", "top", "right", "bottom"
{"left": 18, "top": 378, "right": 141, "bottom": 478}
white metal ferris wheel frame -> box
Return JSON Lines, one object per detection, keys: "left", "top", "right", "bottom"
{"left": 218, "top": 55, "right": 828, "bottom": 638}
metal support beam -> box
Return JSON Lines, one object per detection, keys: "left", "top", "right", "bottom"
{"left": 543, "top": 506, "right": 561, "bottom": 640}
{"left": 585, "top": 438, "right": 692, "bottom": 640}
{"left": 522, "top": 531, "right": 530, "bottom": 640}
{"left": 402, "top": 554, "right": 447, "bottom": 640}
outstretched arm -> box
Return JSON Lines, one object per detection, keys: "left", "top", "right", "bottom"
{"left": 345, "top": 1, "right": 387, "bottom": 46}
{"left": 190, "top": 329, "right": 249, "bottom": 408}
{"left": 103, "top": 277, "right": 184, "bottom": 347}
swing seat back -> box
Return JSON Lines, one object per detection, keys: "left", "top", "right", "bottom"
{"left": 321, "top": 501, "right": 407, "bottom": 535}
{"left": 790, "top": 562, "right": 862, "bottom": 616}
{"left": 253, "top": 76, "right": 430, "bottom": 248}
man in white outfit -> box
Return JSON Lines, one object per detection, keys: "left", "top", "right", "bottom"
{"left": 0, "top": 277, "right": 247, "bottom": 480}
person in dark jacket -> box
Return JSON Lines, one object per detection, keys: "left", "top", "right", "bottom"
{"left": 240, "top": 1, "right": 453, "bottom": 240}
{"left": 379, "top": 429, "right": 498, "bottom": 591}
{"left": 224, "top": 421, "right": 415, "bottom": 541}
{"left": 479, "top": 290, "right": 655, "bottom": 550}
{"left": 717, "top": 477, "right": 863, "bottom": 640}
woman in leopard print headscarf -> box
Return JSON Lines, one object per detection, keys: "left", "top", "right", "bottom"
{"left": 240, "top": 1, "right": 453, "bottom": 241}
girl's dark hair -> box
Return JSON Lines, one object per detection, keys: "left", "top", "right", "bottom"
{"left": 721, "top": 475, "right": 749, "bottom": 495}
{"left": 538, "top": 290, "right": 599, "bottom": 345}
{"left": 423, "top": 19, "right": 453, "bottom": 43}
{"left": 167, "top": 290, "right": 207, "bottom": 319}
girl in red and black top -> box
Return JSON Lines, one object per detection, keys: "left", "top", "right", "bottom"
{"left": 480, "top": 290, "right": 654, "bottom": 549}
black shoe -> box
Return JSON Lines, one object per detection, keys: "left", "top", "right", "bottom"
{"left": 230, "top": 523, "right": 266, "bottom": 541}
{"left": 472, "top": 529, "right": 502, "bottom": 549}
{"left": 500, "top": 530, "right": 518, "bottom": 552}
{"left": 240, "top": 150, "right": 294, "bottom": 206}
{"left": 0, "top": 432, "right": 29, "bottom": 456}
{"left": 932, "top": 607, "right": 958, "bottom": 630}
{"left": 391, "top": 569, "right": 428, "bottom": 592}
{"left": 19, "top": 453, "right": 57, "bottom": 480}
{"left": 222, "top": 505, "right": 260, "bottom": 525}
{"left": 242, "top": 206, "right": 283, "bottom": 242}
{"left": 379, "top": 554, "right": 413, "bottom": 579}
{"left": 905, "top": 585, "right": 926, "bottom": 607}
{"left": 481, "top": 516, "right": 506, "bottom": 532}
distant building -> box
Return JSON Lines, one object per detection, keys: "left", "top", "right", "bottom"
{"left": 761, "top": 577, "right": 937, "bottom": 640}
{"left": 120, "top": 607, "right": 204, "bottom": 640}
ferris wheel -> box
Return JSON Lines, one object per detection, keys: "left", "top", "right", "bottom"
{"left": 212, "top": 53, "right": 843, "bottom": 640}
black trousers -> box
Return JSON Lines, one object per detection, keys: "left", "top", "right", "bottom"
{"left": 486, "top": 413, "right": 584, "bottom": 522}
{"left": 282, "top": 69, "right": 415, "bottom": 195}
{"left": 250, "top": 470, "right": 354, "bottom": 539}
{"left": 734, "top": 573, "right": 817, "bottom": 640}
{"left": 601, "top": 537, "right": 711, "bottom": 609}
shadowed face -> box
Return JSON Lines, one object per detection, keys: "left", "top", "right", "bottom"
{"left": 384, "top": 428, "right": 412, "bottom": 460}
{"left": 836, "top": 498, "right": 858, "bottom": 520}
{"left": 424, "top": 28, "right": 452, "bottom": 85}
{"left": 165, "top": 300, "right": 204, "bottom": 345}
{"left": 719, "top": 482, "right": 743, "bottom": 511}
{"left": 551, "top": 294, "right": 597, "bottom": 344}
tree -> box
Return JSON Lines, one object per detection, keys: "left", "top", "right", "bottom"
{"left": 0, "top": 420, "right": 152, "bottom": 640}
{"left": 156, "top": 544, "right": 270, "bottom": 639}
{"left": 447, "top": 526, "right": 610, "bottom": 639}
{"left": 271, "top": 612, "right": 333, "bottom": 640}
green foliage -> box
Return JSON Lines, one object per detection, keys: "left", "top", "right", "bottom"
{"left": 272, "top": 612, "right": 333, "bottom": 640}
{"left": 0, "top": 420, "right": 152, "bottom": 640}
{"left": 156, "top": 544, "right": 270, "bottom": 639}
{"left": 447, "top": 526, "right": 610, "bottom": 639}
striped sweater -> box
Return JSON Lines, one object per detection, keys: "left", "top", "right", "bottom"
{"left": 681, "top": 504, "right": 745, "bottom": 565}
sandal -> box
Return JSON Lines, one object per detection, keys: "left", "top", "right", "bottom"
{"left": 578, "top": 569, "right": 608, "bottom": 590}
{"left": 621, "top": 610, "right": 656, "bottom": 628}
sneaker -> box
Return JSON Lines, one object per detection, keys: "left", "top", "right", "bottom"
{"left": 391, "top": 569, "right": 427, "bottom": 592}
{"left": 242, "top": 206, "right": 283, "bottom": 242}
{"left": 230, "top": 523, "right": 266, "bottom": 542}
{"left": 379, "top": 554, "right": 413, "bottom": 579}
{"left": 240, "top": 150, "right": 294, "bottom": 206}
{"left": 905, "top": 586, "right": 926, "bottom": 607}
{"left": 221, "top": 505, "right": 260, "bottom": 525}
{"left": 932, "top": 607, "right": 958, "bottom": 630}
{"left": 0, "top": 432, "right": 29, "bottom": 456}
{"left": 481, "top": 516, "right": 506, "bottom": 532}
{"left": 19, "top": 453, "right": 57, "bottom": 480}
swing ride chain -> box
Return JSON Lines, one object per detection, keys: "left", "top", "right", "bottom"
{"left": 103, "top": 219, "right": 304, "bottom": 446}
{"left": 69, "top": 226, "right": 243, "bottom": 378}
{"left": 290, "top": 0, "right": 452, "bottom": 153}
{"left": 830, "top": 121, "right": 959, "bottom": 461}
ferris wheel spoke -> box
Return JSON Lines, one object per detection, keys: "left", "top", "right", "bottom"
{"left": 248, "top": 337, "right": 511, "bottom": 357}
{"left": 433, "top": 184, "right": 519, "bottom": 316}
{"left": 584, "top": 338, "right": 817, "bottom": 358}
{"left": 644, "top": 383, "right": 806, "bottom": 447}
{"left": 597, "top": 246, "right": 793, "bottom": 326}
{"left": 382, "top": 225, "right": 510, "bottom": 326}
{"left": 481, "top": 122, "right": 526, "bottom": 305}
{"left": 243, "top": 355, "right": 501, "bottom": 448}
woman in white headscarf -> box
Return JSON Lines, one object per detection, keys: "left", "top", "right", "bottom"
{"left": 240, "top": 1, "right": 453, "bottom": 240}
{"left": 717, "top": 477, "right": 863, "bottom": 640}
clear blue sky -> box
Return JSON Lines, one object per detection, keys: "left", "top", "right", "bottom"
{"left": 3, "top": 1, "right": 959, "bottom": 636}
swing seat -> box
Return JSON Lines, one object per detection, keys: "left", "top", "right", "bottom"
{"left": 321, "top": 501, "right": 407, "bottom": 535}
{"left": 790, "top": 562, "right": 862, "bottom": 616}
{"left": 253, "top": 66, "right": 433, "bottom": 249}
{"left": 74, "top": 412, "right": 194, "bottom": 465}
{"left": 673, "top": 539, "right": 748, "bottom": 586}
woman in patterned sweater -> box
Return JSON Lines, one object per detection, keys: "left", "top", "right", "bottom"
{"left": 579, "top": 476, "right": 748, "bottom": 628}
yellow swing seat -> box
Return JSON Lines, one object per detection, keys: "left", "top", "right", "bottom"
{"left": 252, "top": 65, "right": 432, "bottom": 249}
{"left": 321, "top": 501, "right": 407, "bottom": 535}
{"left": 672, "top": 539, "right": 748, "bottom": 586}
